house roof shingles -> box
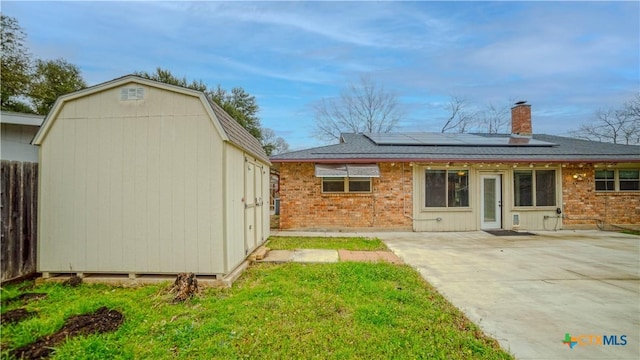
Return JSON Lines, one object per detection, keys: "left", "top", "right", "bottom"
{"left": 270, "top": 133, "right": 640, "bottom": 163}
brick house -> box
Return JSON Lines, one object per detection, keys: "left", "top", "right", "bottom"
{"left": 271, "top": 102, "right": 640, "bottom": 231}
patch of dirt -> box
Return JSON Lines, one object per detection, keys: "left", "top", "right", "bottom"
{"left": 1, "top": 308, "right": 37, "bottom": 325}
{"left": 1, "top": 292, "right": 47, "bottom": 306}
{"left": 10, "top": 306, "right": 124, "bottom": 359}
{"left": 169, "top": 273, "right": 200, "bottom": 303}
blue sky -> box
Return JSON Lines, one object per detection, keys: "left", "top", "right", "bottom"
{"left": 3, "top": 1, "right": 639, "bottom": 150}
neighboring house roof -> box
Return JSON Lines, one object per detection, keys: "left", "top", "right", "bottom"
{"left": 32, "top": 75, "right": 269, "bottom": 164}
{"left": 0, "top": 111, "right": 45, "bottom": 126}
{"left": 270, "top": 133, "right": 640, "bottom": 163}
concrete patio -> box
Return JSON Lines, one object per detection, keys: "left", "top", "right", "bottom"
{"left": 272, "top": 229, "right": 640, "bottom": 360}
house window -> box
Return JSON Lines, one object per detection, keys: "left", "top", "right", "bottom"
{"left": 596, "top": 169, "right": 640, "bottom": 191}
{"left": 536, "top": 170, "right": 556, "bottom": 206}
{"left": 322, "top": 177, "right": 345, "bottom": 192}
{"left": 595, "top": 170, "right": 615, "bottom": 191}
{"left": 425, "top": 170, "right": 468, "bottom": 207}
{"left": 514, "top": 170, "right": 556, "bottom": 207}
{"left": 316, "top": 164, "right": 379, "bottom": 193}
{"left": 620, "top": 170, "right": 640, "bottom": 191}
{"left": 322, "top": 177, "right": 371, "bottom": 193}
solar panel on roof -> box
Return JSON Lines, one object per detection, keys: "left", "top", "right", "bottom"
{"left": 364, "top": 133, "right": 556, "bottom": 147}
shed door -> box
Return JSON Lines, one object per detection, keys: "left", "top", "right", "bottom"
{"left": 254, "top": 166, "right": 264, "bottom": 248}
{"left": 244, "top": 161, "right": 256, "bottom": 254}
{"left": 244, "top": 159, "right": 264, "bottom": 254}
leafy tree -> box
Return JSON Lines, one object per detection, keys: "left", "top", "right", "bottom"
{"left": 2, "top": 15, "right": 87, "bottom": 114}
{"left": 261, "top": 128, "right": 290, "bottom": 156}
{"left": 570, "top": 94, "right": 640, "bottom": 145}
{"left": 1, "top": 14, "right": 32, "bottom": 112}
{"left": 313, "top": 76, "right": 403, "bottom": 142}
{"left": 134, "top": 67, "right": 207, "bottom": 92}
{"left": 30, "top": 58, "right": 87, "bottom": 115}
{"left": 208, "top": 85, "right": 262, "bottom": 139}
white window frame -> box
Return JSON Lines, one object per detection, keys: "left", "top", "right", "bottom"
{"left": 321, "top": 177, "right": 372, "bottom": 193}
{"left": 595, "top": 169, "right": 640, "bottom": 192}
{"left": 423, "top": 169, "right": 470, "bottom": 208}
{"left": 513, "top": 169, "right": 557, "bottom": 208}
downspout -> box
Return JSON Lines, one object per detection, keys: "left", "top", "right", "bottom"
{"left": 370, "top": 183, "right": 376, "bottom": 227}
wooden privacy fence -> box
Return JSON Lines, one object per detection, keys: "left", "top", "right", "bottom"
{"left": 1, "top": 160, "right": 38, "bottom": 283}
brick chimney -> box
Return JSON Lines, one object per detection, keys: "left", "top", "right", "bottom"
{"left": 511, "top": 101, "right": 532, "bottom": 137}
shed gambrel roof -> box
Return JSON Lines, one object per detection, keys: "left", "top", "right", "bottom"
{"left": 207, "top": 99, "right": 269, "bottom": 164}
{"left": 32, "top": 75, "right": 269, "bottom": 164}
{"left": 270, "top": 133, "right": 640, "bottom": 163}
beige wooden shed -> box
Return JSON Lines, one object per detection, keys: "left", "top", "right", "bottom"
{"left": 32, "top": 75, "right": 271, "bottom": 280}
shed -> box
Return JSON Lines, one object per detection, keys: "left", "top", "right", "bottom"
{"left": 32, "top": 75, "right": 271, "bottom": 281}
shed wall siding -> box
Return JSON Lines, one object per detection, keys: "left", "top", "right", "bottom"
{"left": 38, "top": 85, "right": 226, "bottom": 274}
{"left": 224, "top": 147, "right": 246, "bottom": 272}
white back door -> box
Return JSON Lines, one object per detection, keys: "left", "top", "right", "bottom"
{"left": 481, "top": 174, "right": 502, "bottom": 229}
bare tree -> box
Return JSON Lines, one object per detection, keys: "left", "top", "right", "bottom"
{"left": 441, "top": 96, "right": 477, "bottom": 133}
{"left": 621, "top": 94, "right": 640, "bottom": 144}
{"left": 626, "top": 93, "right": 640, "bottom": 118}
{"left": 479, "top": 102, "right": 510, "bottom": 134}
{"left": 313, "top": 76, "right": 403, "bottom": 142}
{"left": 570, "top": 95, "right": 640, "bottom": 145}
{"left": 261, "top": 128, "right": 290, "bottom": 156}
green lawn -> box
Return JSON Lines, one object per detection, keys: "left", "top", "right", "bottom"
{"left": 1, "top": 243, "right": 513, "bottom": 359}
{"left": 267, "top": 236, "right": 388, "bottom": 251}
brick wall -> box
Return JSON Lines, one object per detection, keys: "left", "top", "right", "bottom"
{"left": 278, "top": 162, "right": 413, "bottom": 230}
{"left": 562, "top": 165, "right": 640, "bottom": 228}
{"left": 278, "top": 162, "right": 638, "bottom": 231}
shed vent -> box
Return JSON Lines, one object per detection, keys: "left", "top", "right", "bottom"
{"left": 512, "top": 213, "right": 520, "bottom": 227}
{"left": 120, "top": 87, "right": 144, "bottom": 100}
